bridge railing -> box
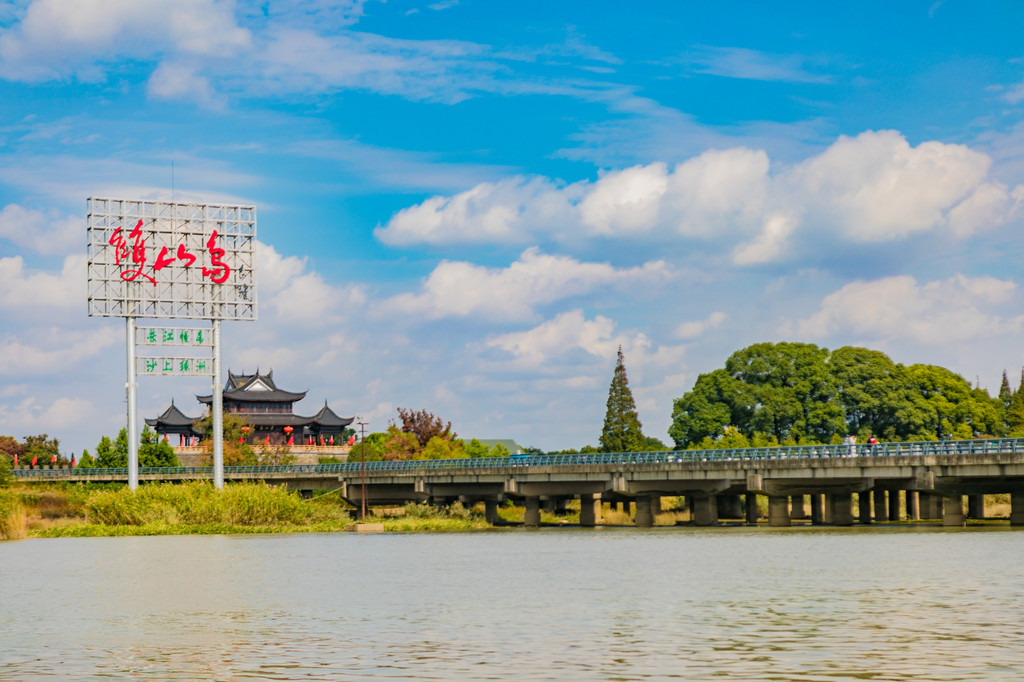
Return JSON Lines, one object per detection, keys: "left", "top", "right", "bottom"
{"left": 12, "top": 437, "right": 1024, "bottom": 479}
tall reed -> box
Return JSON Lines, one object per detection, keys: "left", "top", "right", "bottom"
{"left": 0, "top": 490, "right": 27, "bottom": 540}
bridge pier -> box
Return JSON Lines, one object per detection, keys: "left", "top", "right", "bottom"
{"left": 873, "top": 489, "right": 888, "bottom": 522}
{"left": 717, "top": 494, "right": 744, "bottom": 520}
{"left": 745, "top": 493, "right": 759, "bottom": 523}
{"left": 828, "top": 492, "right": 854, "bottom": 526}
{"left": 943, "top": 495, "right": 965, "bottom": 527}
{"left": 888, "top": 489, "right": 901, "bottom": 521}
{"left": 790, "top": 495, "right": 806, "bottom": 519}
{"left": 580, "top": 494, "right": 601, "bottom": 527}
{"left": 920, "top": 493, "right": 942, "bottom": 520}
{"left": 635, "top": 494, "right": 655, "bottom": 527}
{"left": 485, "top": 499, "right": 499, "bottom": 525}
{"left": 857, "top": 492, "right": 872, "bottom": 524}
{"left": 967, "top": 494, "right": 985, "bottom": 520}
{"left": 810, "top": 494, "right": 825, "bottom": 525}
{"left": 524, "top": 497, "right": 541, "bottom": 527}
{"left": 1011, "top": 492, "right": 1024, "bottom": 526}
{"left": 905, "top": 491, "right": 920, "bottom": 521}
{"left": 692, "top": 494, "right": 718, "bottom": 526}
{"left": 768, "top": 495, "right": 791, "bottom": 527}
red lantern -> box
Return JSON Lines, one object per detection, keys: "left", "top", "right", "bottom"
{"left": 283, "top": 426, "right": 293, "bottom": 434}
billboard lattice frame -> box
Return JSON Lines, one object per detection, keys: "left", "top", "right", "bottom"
{"left": 87, "top": 197, "right": 257, "bottom": 320}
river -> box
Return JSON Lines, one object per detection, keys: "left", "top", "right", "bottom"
{"left": 2, "top": 526, "right": 1024, "bottom": 680}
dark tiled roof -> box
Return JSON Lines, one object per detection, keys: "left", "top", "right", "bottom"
{"left": 311, "top": 401, "right": 354, "bottom": 428}
{"left": 234, "top": 414, "right": 314, "bottom": 427}
{"left": 145, "top": 400, "right": 197, "bottom": 427}
{"left": 197, "top": 368, "right": 307, "bottom": 404}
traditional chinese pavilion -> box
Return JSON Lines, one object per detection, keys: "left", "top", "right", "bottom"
{"left": 146, "top": 369, "right": 353, "bottom": 446}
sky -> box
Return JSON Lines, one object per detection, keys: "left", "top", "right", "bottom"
{"left": 3, "top": 0, "right": 1024, "bottom": 456}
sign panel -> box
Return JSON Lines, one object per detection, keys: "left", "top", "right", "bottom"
{"left": 136, "top": 356, "right": 213, "bottom": 376}
{"left": 87, "top": 198, "right": 257, "bottom": 320}
{"left": 136, "top": 326, "right": 213, "bottom": 346}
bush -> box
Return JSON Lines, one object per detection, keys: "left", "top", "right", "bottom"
{"left": 0, "top": 490, "right": 26, "bottom": 540}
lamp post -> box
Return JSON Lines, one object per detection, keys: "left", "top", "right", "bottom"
{"left": 357, "top": 419, "right": 368, "bottom": 520}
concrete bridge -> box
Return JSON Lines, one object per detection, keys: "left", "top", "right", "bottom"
{"left": 13, "top": 438, "right": 1024, "bottom": 527}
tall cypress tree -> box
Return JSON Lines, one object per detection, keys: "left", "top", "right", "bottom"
{"left": 600, "top": 346, "right": 645, "bottom": 452}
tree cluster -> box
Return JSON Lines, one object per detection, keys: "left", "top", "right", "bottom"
{"left": 78, "top": 426, "right": 180, "bottom": 468}
{"left": 0, "top": 433, "right": 64, "bottom": 465}
{"left": 347, "top": 409, "right": 521, "bottom": 461}
{"left": 670, "top": 342, "right": 1009, "bottom": 449}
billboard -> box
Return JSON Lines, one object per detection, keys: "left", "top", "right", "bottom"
{"left": 87, "top": 198, "right": 257, "bottom": 320}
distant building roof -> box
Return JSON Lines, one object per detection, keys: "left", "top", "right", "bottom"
{"left": 476, "top": 439, "right": 524, "bottom": 454}
{"left": 197, "top": 369, "right": 307, "bottom": 404}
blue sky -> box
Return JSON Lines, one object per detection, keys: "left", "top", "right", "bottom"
{"left": 3, "top": 0, "right": 1024, "bottom": 455}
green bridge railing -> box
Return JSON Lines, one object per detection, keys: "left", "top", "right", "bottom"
{"left": 11, "top": 437, "right": 1024, "bottom": 480}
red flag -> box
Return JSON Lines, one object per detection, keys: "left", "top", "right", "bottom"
{"left": 71, "top": 455, "right": 77, "bottom": 467}
{"left": 265, "top": 435, "right": 270, "bottom": 445}
{"left": 50, "top": 453, "right": 57, "bottom": 464}
{"left": 329, "top": 435, "right": 335, "bottom": 445}
{"left": 239, "top": 435, "right": 244, "bottom": 444}
{"left": 287, "top": 435, "right": 293, "bottom": 445}
{"left": 320, "top": 435, "right": 325, "bottom": 446}
{"left": 31, "top": 454, "right": 37, "bottom": 467}
{"left": 163, "top": 435, "right": 169, "bottom": 443}
{"left": 12, "top": 454, "right": 17, "bottom": 466}
{"left": 347, "top": 436, "right": 355, "bottom": 445}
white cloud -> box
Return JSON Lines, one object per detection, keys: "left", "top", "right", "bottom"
{"left": 377, "top": 131, "right": 1022, "bottom": 266}
{"left": 0, "top": 0, "right": 251, "bottom": 82}
{"left": 257, "top": 241, "right": 366, "bottom": 324}
{"left": 0, "top": 327, "right": 120, "bottom": 375}
{"left": 147, "top": 61, "right": 224, "bottom": 109}
{"left": 789, "top": 274, "right": 1024, "bottom": 345}
{"left": 0, "top": 396, "right": 97, "bottom": 434}
{"left": 0, "top": 204, "right": 82, "bottom": 255}
{"left": 384, "top": 247, "right": 671, "bottom": 321}
{"left": 674, "top": 311, "right": 727, "bottom": 339}
{"left": 685, "top": 46, "right": 832, "bottom": 84}
{"left": 0, "top": 254, "right": 85, "bottom": 309}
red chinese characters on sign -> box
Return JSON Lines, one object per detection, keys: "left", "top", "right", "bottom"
{"left": 108, "top": 222, "right": 230, "bottom": 286}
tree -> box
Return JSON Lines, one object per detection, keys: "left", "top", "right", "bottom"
{"left": 396, "top": 408, "right": 457, "bottom": 448}
{"left": 94, "top": 431, "right": 127, "bottom": 467}
{"left": 0, "top": 436, "right": 25, "bottom": 461}
{"left": 23, "top": 434, "right": 63, "bottom": 465}
{"left": 347, "top": 432, "right": 383, "bottom": 462}
{"left": 463, "top": 438, "right": 491, "bottom": 458}
{"left": 379, "top": 425, "right": 420, "bottom": 460}
{"left": 421, "top": 436, "right": 466, "bottom": 459}
{"left": 600, "top": 346, "right": 646, "bottom": 452}
{"left": 139, "top": 426, "right": 180, "bottom": 467}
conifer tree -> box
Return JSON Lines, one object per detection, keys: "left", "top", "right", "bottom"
{"left": 600, "top": 346, "right": 645, "bottom": 452}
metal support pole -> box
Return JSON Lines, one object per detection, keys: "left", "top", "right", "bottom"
{"left": 212, "top": 320, "right": 224, "bottom": 490}
{"left": 358, "top": 420, "right": 367, "bottom": 519}
{"left": 126, "top": 317, "right": 139, "bottom": 491}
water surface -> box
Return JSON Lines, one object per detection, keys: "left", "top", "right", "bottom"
{"left": 2, "top": 526, "right": 1023, "bottom": 680}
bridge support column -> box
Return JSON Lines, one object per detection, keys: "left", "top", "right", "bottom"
{"left": 717, "top": 494, "right": 743, "bottom": 520}
{"left": 810, "top": 494, "right": 825, "bottom": 525}
{"left": 888, "top": 490, "right": 902, "bottom": 521}
{"left": 768, "top": 496, "right": 791, "bottom": 527}
{"left": 524, "top": 498, "right": 541, "bottom": 527}
{"left": 1011, "top": 492, "right": 1024, "bottom": 526}
{"left": 858, "top": 492, "right": 872, "bottom": 524}
{"left": 790, "top": 495, "right": 806, "bottom": 519}
{"left": 942, "top": 495, "right": 965, "bottom": 527}
{"left": 873, "top": 490, "right": 889, "bottom": 522}
{"left": 921, "top": 493, "right": 942, "bottom": 520}
{"left": 485, "top": 499, "right": 499, "bottom": 525}
{"left": 905, "top": 491, "right": 920, "bottom": 521}
{"left": 635, "top": 494, "right": 655, "bottom": 527}
{"left": 745, "top": 494, "right": 759, "bottom": 523}
{"left": 967, "top": 494, "right": 985, "bottom": 520}
{"left": 580, "top": 494, "right": 601, "bottom": 527}
{"left": 692, "top": 495, "right": 718, "bottom": 526}
{"left": 828, "top": 493, "right": 854, "bottom": 526}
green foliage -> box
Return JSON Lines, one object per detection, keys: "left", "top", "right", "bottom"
{"left": 23, "top": 434, "right": 63, "bottom": 466}
{"left": 0, "top": 489, "right": 26, "bottom": 540}
{"left": 421, "top": 436, "right": 466, "bottom": 459}
{"left": 379, "top": 425, "right": 420, "bottom": 460}
{"left": 139, "top": 426, "right": 180, "bottom": 467}
{"left": 489, "top": 442, "right": 510, "bottom": 458}
{"left": 0, "top": 454, "right": 11, "bottom": 487}
{"left": 670, "top": 342, "right": 1005, "bottom": 448}
{"left": 94, "top": 432, "right": 127, "bottom": 468}
{"left": 462, "top": 438, "right": 491, "bottom": 458}
{"left": 600, "top": 346, "right": 646, "bottom": 452}
{"left": 640, "top": 436, "right": 668, "bottom": 451}
{"left": 84, "top": 481, "right": 348, "bottom": 527}
{"left": 347, "top": 433, "right": 383, "bottom": 462}
{"left": 77, "top": 449, "right": 95, "bottom": 468}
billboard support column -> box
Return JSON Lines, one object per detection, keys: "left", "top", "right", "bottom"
{"left": 212, "top": 320, "right": 224, "bottom": 489}
{"left": 126, "top": 317, "right": 139, "bottom": 491}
